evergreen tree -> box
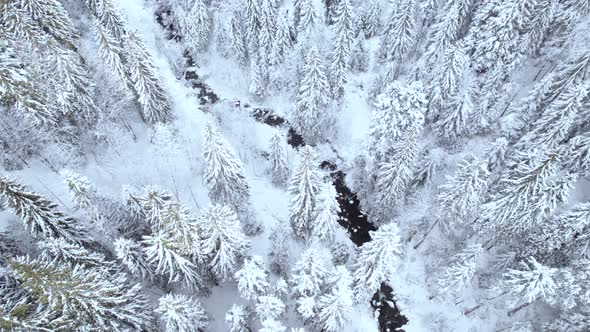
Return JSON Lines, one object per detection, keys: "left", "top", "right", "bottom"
{"left": 269, "top": 223, "right": 292, "bottom": 276}
{"left": 317, "top": 266, "right": 354, "bottom": 332}
{"left": 199, "top": 204, "right": 251, "bottom": 281}
{"left": 268, "top": 132, "right": 290, "bottom": 186}
{"left": 8, "top": 256, "right": 155, "bottom": 330}
{"left": 313, "top": 182, "right": 340, "bottom": 244}
{"left": 353, "top": 223, "right": 403, "bottom": 302}
{"left": 93, "top": 21, "right": 127, "bottom": 84}
{"left": 203, "top": 122, "right": 250, "bottom": 207}
{"left": 235, "top": 255, "right": 271, "bottom": 300}
{"left": 249, "top": 55, "right": 267, "bottom": 100}
{"left": 228, "top": 10, "right": 248, "bottom": 66}
{"left": 294, "top": 46, "right": 331, "bottom": 144}
{"left": 38, "top": 238, "right": 107, "bottom": 269}
{"left": 178, "top": 0, "right": 211, "bottom": 53}
{"left": 437, "top": 156, "right": 490, "bottom": 230}
{"left": 260, "top": 318, "right": 287, "bottom": 332}
{"left": 142, "top": 233, "right": 203, "bottom": 290}
{"left": 256, "top": 294, "right": 286, "bottom": 321}
{"left": 125, "top": 31, "right": 172, "bottom": 124}
{"left": 245, "top": 0, "right": 262, "bottom": 53}
{"left": 329, "top": 0, "right": 355, "bottom": 98}
{"left": 358, "top": 0, "right": 382, "bottom": 39}
{"left": 349, "top": 37, "right": 369, "bottom": 73}
{"left": 259, "top": 0, "right": 278, "bottom": 63}
{"left": 114, "top": 237, "right": 153, "bottom": 281}
{"left": 61, "top": 170, "right": 97, "bottom": 209}
{"left": 297, "top": 0, "right": 319, "bottom": 41}
{"left": 288, "top": 146, "right": 322, "bottom": 240}
{"left": 20, "top": 0, "right": 77, "bottom": 47}
{"left": 377, "top": 0, "right": 416, "bottom": 63}
{"left": 503, "top": 257, "right": 558, "bottom": 306}
{"left": 269, "top": 10, "right": 293, "bottom": 66}
{"left": 0, "top": 176, "right": 91, "bottom": 244}
{"left": 155, "top": 294, "right": 209, "bottom": 332}
{"left": 225, "top": 304, "right": 252, "bottom": 332}
{"left": 437, "top": 244, "right": 483, "bottom": 295}
{"left": 290, "top": 243, "right": 333, "bottom": 298}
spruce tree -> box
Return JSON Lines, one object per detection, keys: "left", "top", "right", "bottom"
{"left": 199, "top": 204, "right": 251, "bottom": 281}
{"left": 290, "top": 243, "right": 333, "bottom": 299}
{"left": 126, "top": 31, "right": 172, "bottom": 124}
{"left": 156, "top": 294, "right": 209, "bottom": 332}
{"left": 353, "top": 223, "right": 403, "bottom": 302}
{"left": 377, "top": 0, "right": 416, "bottom": 63}
{"left": 203, "top": 122, "right": 250, "bottom": 207}
{"left": 294, "top": 46, "right": 331, "bottom": 144}
{"left": 288, "top": 146, "right": 322, "bottom": 240}
{"left": 268, "top": 132, "right": 290, "bottom": 186}
{"left": 225, "top": 304, "right": 252, "bottom": 332}
{"left": 178, "top": 0, "right": 211, "bottom": 53}
{"left": 235, "top": 255, "right": 271, "bottom": 300}
{"left": 0, "top": 176, "right": 91, "bottom": 244}
{"left": 437, "top": 244, "right": 483, "bottom": 295}
{"left": 228, "top": 10, "right": 248, "bottom": 66}
{"left": 269, "top": 10, "right": 293, "bottom": 66}
{"left": 256, "top": 294, "right": 286, "bottom": 321}
{"left": 317, "top": 266, "right": 354, "bottom": 332}
{"left": 503, "top": 257, "right": 558, "bottom": 306}
{"left": 313, "top": 181, "right": 340, "bottom": 244}
{"left": 329, "top": 0, "right": 355, "bottom": 98}
{"left": 115, "top": 237, "right": 153, "bottom": 281}
{"left": 358, "top": 0, "right": 382, "bottom": 39}
{"left": 38, "top": 238, "right": 107, "bottom": 269}
{"left": 8, "top": 256, "right": 155, "bottom": 330}
{"left": 349, "top": 37, "right": 369, "bottom": 73}
{"left": 297, "top": 0, "right": 319, "bottom": 41}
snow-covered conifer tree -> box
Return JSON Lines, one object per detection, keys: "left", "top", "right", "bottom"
{"left": 437, "top": 156, "right": 490, "bottom": 230}
{"left": 249, "top": 56, "right": 267, "bottom": 100}
{"left": 297, "top": 0, "right": 319, "bottom": 41}
{"left": 38, "top": 238, "right": 106, "bottom": 269}
{"left": 289, "top": 146, "right": 322, "bottom": 240}
{"left": 269, "top": 224, "right": 292, "bottom": 276}
{"left": 259, "top": 0, "right": 277, "bottom": 63}
{"left": 9, "top": 256, "right": 155, "bottom": 330}
{"left": 156, "top": 294, "right": 209, "bottom": 332}
{"left": 349, "top": 37, "right": 369, "bottom": 73}
{"left": 235, "top": 255, "right": 271, "bottom": 300}
{"left": 203, "top": 122, "right": 250, "bottom": 207}
{"left": 313, "top": 181, "right": 340, "bottom": 244}
{"left": 142, "top": 234, "right": 203, "bottom": 289}
{"left": 0, "top": 176, "right": 91, "bottom": 244}
{"left": 177, "top": 0, "right": 211, "bottom": 53}
{"left": 377, "top": 0, "right": 416, "bottom": 63}
{"left": 269, "top": 10, "right": 293, "bottom": 66}
{"left": 260, "top": 318, "right": 287, "bottom": 332}
{"left": 226, "top": 304, "right": 252, "bottom": 332}
{"left": 294, "top": 46, "right": 331, "bottom": 143}
{"left": 290, "top": 243, "right": 333, "bottom": 298}
{"left": 125, "top": 32, "right": 172, "bottom": 124}
{"left": 317, "top": 266, "right": 354, "bottom": 332}
{"left": 329, "top": 0, "right": 355, "bottom": 98}
{"left": 353, "top": 223, "right": 403, "bottom": 301}
{"left": 268, "top": 132, "right": 290, "bottom": 186}
{"left": 504, "top": 257, "right": 558, "bottom": 307}
{"left": 228, "top": 11, "right": 248, "bottom": 66}
{"left": 199, "top": 204, "right": 250, "bottom": 281}
{"left": 115, "top": 237, "right": 153, "bottom": 280}
{"left": 437, "top": 244, "right": 483, "bottom": 295}
{"left": 256, "top": 294, "right": 286, "bottom": 321}
{"left": 358, "top": 0, "right": 382, "bottom": 39}
{"left": 61, "top": 170, "right": 97, "bottom": 209}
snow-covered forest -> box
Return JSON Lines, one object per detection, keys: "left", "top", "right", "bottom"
{"left": 1, "top": 0, "right": 589, "bottom": 331}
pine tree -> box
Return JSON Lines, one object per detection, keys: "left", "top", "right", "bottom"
{"left": 8, "top": 256, "right": 155, "bottom": 330}
{"left": 225, "top": 304, "right": 252, "bottom": 332}
{"left": 288, "top": 146, "right": 322, "bottom": 240}
{"left": 294, "top": 46, "right": 331, "bottom": 144}
{"left": 38, "top": 238, "right": 107, "bottom": 269}
{"left": 377, "top": 0, "right": 416, "bottom": 63}
{"left": 0, "top": 176, "right": 91, "bottom": 244}
{"left": 269, "top": 10, "right": 293, "bottom": 66}
{"left": 290, "top": 243, "right": 333, "bottom": 298}
{"left": 199, "top": 204, "right": 251, "bottom": 281}
{"left": 353, "top": 223, "right": 403, "bottom": 302}
{"left": 313, "top": 182, "right": 340, "bottom": 244}
{"left": 228, "top": 10, "right": 248, "bottom": 66}
{"left": 125, "top": 31, "right": 172, "bottom": 124}
{"left": 317, "top": 266, "right": 354, "bottom": 332}
{"left": 142, "top": 233, "right": 204, "bottom": 290}
{"left": 329, "top": 0, "right": 355, "bottom": 98}
{"left": 349, "top": 37, "right": 369, "bottom": 73}
{"left": 268, "top": 132, "right": 290, "bottom": 186}
{"left": 203, "top": 122, "right": 250, "bottom": 207}
{"left": 503, "top": 257, "right": 558, "bottom": 306}
{"left": 235, "top": 255, "right": 271, "bottom": 300}
{"left": 437, "top": 156, "right": 490, "bottom": 230}
{"left": 256, "top": 294, "right": 286, "bottom": 321}
{"left": 269, "top": 224, "right": 292, "bottom": 276}
{"left": 358, "top": 0, "right": 382, "bottom": 39}
{"left": 114, "top": 237, "right": 153, "bottom": 281}
{"left": 437, "top": 244, "right": 482, "bottom": 295}
{"left": 155, "top": 294, "right": 209, "bottom": 332}
{"left": 481, "top": 152, "right": 576, "bottom": 235}
{"left": 178, "top": 0, "right": 211, "bottom": 53}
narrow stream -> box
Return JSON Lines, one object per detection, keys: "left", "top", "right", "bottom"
{"left": 155, "top": 9, "right": 408, "bottom": 331}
